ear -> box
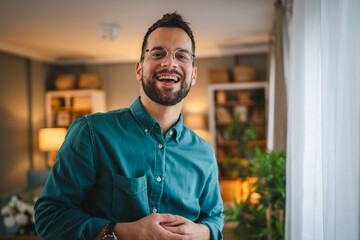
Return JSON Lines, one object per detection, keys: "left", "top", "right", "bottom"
{"left": 191, "top": 66, "right": 197, "bottom": 86}
{"left": 135, "top": 62, "right": 142, "bottom": 81}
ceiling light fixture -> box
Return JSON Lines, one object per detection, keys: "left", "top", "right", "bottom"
{"left": 99, "top": 23, "right": 120, "bottom": 40}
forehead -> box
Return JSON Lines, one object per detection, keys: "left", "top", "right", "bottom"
{"left": 146, "top": 27, "right": 192, "bottom": 51}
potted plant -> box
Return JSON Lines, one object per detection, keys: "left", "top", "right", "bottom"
{"left": 221, "top": 113, "right": 257, "bottom": 179}
{"left": 224, "top": 147, "right": 286, "bottom": 240}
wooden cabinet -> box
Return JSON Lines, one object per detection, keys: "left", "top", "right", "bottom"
{"left": 45, "top": 89, "right": 106, "bottom": 128}
{"left": 208, "top": 82, "right": 268, "bottom": 167}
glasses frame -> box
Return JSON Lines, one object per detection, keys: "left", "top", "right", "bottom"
{"left": 145, "top": 46, "right": 195, "bottom": 64}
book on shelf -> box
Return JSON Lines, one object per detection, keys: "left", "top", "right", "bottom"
{"left": 216, "top": 129, "right": 226, "bottom": 143}
{"left": 215, "top": 107, "right": 233, "bottom": 124}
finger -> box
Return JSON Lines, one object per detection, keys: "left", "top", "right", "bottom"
{"left": 166, "top": 231, "right": 193, "bottom": 240}
{"left": 154, "top": 213, "right": 179, "bottom": 224}
{"left": 159, "top": 225, "right": 192, "bottom": 240}
{"left": 163, "top": 224, "right": 190, "bottom": 235}
{"left": 156, "top": 218, "right": 190, "bottom": 239}
{"left": 171, "top": 234, "right": 193, "bottom": 240}
{"left": 162, "top": 215, "right": 189, "bottom": 226}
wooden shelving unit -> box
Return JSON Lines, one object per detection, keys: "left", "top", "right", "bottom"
{"left": 45, "top": 89, "right": 106, "bottom": 128}
{"left": 208, "top": 82, "right": 269, "bottom": 165}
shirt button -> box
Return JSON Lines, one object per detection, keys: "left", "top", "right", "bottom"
{"left": 152, "top": 208, "right": 157, "bottom": 213}
{"left": 157, "top": 176, "right": 162, "bottom": 182}
{"left": 144, "top": 128, "right": 148, "bottom": 133}
{"left": 169, "top": 130, "right": 173, "bottom": 135}
{"left": 158, "top": 143, "right": 163, "bottom": 149}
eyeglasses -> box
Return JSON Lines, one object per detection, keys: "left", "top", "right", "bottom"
{"left": 145, "top": 46, "right": 194, "bottom": 64}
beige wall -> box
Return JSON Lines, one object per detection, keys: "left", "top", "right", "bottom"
{"left": 31, "top": 61, "right": 49, "bottom": 170}
{"left": 0, "top": 52, "right": 48, "bottom": 194}
{"left": 0, "top": 52, "right": 29, "bottom": 194}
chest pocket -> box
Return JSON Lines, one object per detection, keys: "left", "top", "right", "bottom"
{"left": 112, "top": 173, "right": 150, "bottom": 221}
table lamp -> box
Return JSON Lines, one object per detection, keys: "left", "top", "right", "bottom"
{"left": 184, "top": 114, "right": 210, "bottom": 142}
{"left": 38, "top": 128, "right": 67, "bottom": 168}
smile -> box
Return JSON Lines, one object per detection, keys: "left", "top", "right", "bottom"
{"left": 156, "top": 74, "right": 180, "bottom": 83}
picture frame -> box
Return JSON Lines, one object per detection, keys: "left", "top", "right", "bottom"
{"left": 56, "top": 111, "right": 71, "bottom": 127}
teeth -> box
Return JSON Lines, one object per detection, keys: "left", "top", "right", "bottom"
{"left": 158, "top": 75, "right": 179, "bottom": 81}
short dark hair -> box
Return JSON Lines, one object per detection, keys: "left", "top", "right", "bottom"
{"left": 140, "top": 12, "right": 195, "bottom": 62}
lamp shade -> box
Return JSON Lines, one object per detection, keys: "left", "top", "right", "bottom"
{"left": 184, "top": 114, "right": 210, "bottom": 142}
{"left": 38, "top": 128, "right": 67, "bottom": 151}
{"left": 184, "top": 114, "right": 206, "bottom": 130}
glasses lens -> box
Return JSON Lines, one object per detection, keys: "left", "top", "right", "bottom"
{"left": 175, "top": 50, "right": 192, "bottom": 63}
{"left": 149, "top": 48, "right": 167, "bottom": 60}
{"left": 147, "top": 47, "right": 193, "bottom": 63}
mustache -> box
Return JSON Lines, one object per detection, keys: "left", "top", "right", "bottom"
{"left": 153, "top": 69, "right": 184, "bottom": 79}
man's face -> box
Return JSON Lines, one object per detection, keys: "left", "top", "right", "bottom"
{"left": 136, "top": 27, "right": 197, "bottom": 106}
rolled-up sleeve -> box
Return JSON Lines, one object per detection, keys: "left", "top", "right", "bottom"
{"left": 196, "top": 157, "right": 225, "bottom": 240}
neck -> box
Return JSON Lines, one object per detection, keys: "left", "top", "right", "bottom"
{"left": 140, "top": 92, "right": 182, "bottom": 135}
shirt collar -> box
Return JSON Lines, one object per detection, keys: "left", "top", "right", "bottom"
{"left": 129, "top": 97, "right": 183, "bottom": 141}
{"left": 172, "top": 114, "right": 183, "bottom": 143}
{"left": 130, "top": 97, "right": 157, "bottom": 135}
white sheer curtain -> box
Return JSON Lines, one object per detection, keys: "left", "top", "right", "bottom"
{"left": 285, "top": 0, "right": 360, "bottom": 239}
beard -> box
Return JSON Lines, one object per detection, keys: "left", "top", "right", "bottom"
{"left": 141, "top": 69, "right": 192, "bottom": 106}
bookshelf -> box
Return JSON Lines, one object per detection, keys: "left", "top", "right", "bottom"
{"left": 208, "top": 82, "right": 269, "bottom": 167}
{"left": 45, "top": 89, "right": 106, "bottom": 128}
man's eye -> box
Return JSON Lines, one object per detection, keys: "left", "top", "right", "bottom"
{"left": 151, "top": 51, "right": 166, "bottom": 59}
{"left": 176, "top": 53, "right": 190, "bottom": 62}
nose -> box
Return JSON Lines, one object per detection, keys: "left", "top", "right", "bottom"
{"left": 161, "top": 52, "right": 179, "bottom": 68}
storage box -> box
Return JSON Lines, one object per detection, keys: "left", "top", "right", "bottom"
{"left": 209, "top": 67, "right": 230, "bottom": 83}
{"left": 233, "top": 65, "right": 256, "bottom": 82}
{"left": 55, "top": 74, "right": 76, "bottom": 90}
{"left": 78, "top": 74, "right": 100, "bottom": 89}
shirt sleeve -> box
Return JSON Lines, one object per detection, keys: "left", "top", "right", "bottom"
{"left": 196, "top": 152, "right": 225, "bottom": 240}
{"left": 34, "top": 117, "right": 109, "bottom": 240}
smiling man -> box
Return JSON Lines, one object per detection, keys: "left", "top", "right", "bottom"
{"left": 35, "top": 12, "right": 224, "bottom": 240}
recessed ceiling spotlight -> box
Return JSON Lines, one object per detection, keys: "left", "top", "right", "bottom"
{"left": 99, "top": 23, "right": 120, "bottom": 40}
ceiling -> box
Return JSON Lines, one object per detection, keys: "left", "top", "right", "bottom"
{"left": 0, "top": 0, "right": 274, "bottom": 64}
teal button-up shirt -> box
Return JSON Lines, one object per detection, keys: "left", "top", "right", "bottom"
{"left": 35, "top": 97, "right": 224, "bottom": 239}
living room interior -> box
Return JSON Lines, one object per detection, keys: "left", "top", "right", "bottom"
{"left": 0, "top": 0, "right": 359, "bottom": 239}
{"left": 0, "top": 0, "right": 273, "bottom": 193}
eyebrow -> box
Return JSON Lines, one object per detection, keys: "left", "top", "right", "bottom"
{"left": 146, "top": 46, "right": 164, "bottom": 51}
{"left": 147, "top": 46, "right": 192, "bottom": 53}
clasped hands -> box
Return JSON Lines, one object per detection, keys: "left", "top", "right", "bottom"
{"left": 114, "top": 213, "right": 210, "bottom": 240}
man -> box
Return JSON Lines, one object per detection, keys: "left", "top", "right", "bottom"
{"left": 35, "top": 12, "right": 224, "bottom": 240}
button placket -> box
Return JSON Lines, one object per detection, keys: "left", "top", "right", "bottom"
{"left": 149, "top": 138, "right": 165, "bottom": 216}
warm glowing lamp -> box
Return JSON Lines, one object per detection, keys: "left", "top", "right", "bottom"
{"left": 39, "top": 128, "right": 67, "bottom": 168}
{"left": 184, "top": 114, "right": 210, "bottom": 142}
{"left": 184, "top": 114, "right": 205, "bottom": 129}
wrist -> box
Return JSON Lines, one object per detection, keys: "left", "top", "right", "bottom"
{"left": 113, "top": 222, "right": 129, "bottom": 240}
{"left": 198, "top": 223, "right": 211, "bottom": 240}
{"left": 102, "top": 222, "right": 118, "bottom": 240}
